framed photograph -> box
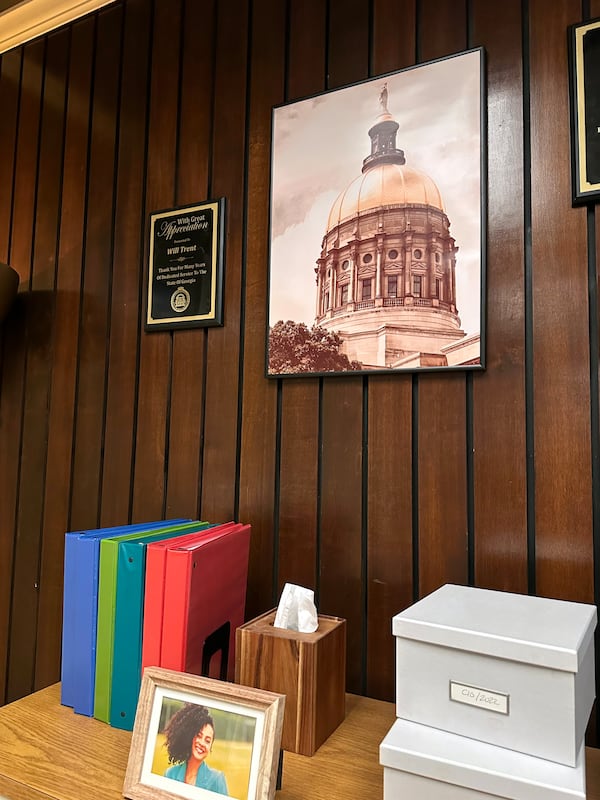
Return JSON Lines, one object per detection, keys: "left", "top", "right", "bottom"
{"left": 123, "top": 667, "right": 285, "bottom": 800}
{"left": 569, "top": 18, "right": 600, "bottom": 204}
{"left": 266, "top": 48, "right": 486, "bottom": 377}
{"left": 146, "top": 199, "right": 225, "bottom": 330}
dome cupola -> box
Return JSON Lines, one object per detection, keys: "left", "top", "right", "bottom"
{"left": 325, "top": 82, "right": 445, "bottom": 232}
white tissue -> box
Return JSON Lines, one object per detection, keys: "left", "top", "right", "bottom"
{"left": 273, "top": 583, "right": 318, "bottom": 633}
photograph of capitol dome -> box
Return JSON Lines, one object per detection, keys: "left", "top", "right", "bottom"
{"left": 266, "top": 48, "right": 485, "bottom": 376}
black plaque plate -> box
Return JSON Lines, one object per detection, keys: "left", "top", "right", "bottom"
{"left": 146, "top": 199, "right": 225, "bottom": 329}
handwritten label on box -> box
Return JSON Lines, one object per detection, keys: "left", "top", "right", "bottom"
{"left": 449, "top": 681, "right": 509, "bottom": 715}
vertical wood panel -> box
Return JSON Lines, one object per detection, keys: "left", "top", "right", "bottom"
{"left": 238, "top": 0, "right": 284, "bottom": 618}
{"left": 366, "top": 0, "right": 416, "bottom": 701}
{"left": 101, "top": 0, "right": 152, "bottom": 527}
{"left": 320, "top": 0, "right": 370, "bottom": 695}
{"left": 593, "top": 0, "right": 600, "bottom": 660}
{"left": 418, "top": 0, "right": 466, "bottom": 59}
{"left": 2, "top": 38, "right": 45, "bottom": 701}
{"left": 592, "top": 0, "right": 600, "bottom": 749}
{"left": 529, "top": 0, "right": 593, "bottom": 602}
{"left": 418, "top": 374, "right": 468, "bottom": 594}
{"left": 165, "top": 0, "right": 215, "bottom": 521}
{"left": 320, "top": 380, "right": 364, "bottom": 692}
{"left": 367, "top": 376, "right": 412, "bottom": 700}
{"left": 471, "top": 1, "right": 528, "bottom": 592}
{"left": 200, "top": 0, "right": 249, "bottom": 523}
{"left": 416, "top": 0, "right": 468, "bottom": 597}
{"left": 0, "top": 50, "right": 20, "bottom": 260}
{"left": 6, "top": 40, "right": 43, "bottom": 293}
{"left": 372, "top": 0, "right": 416, "bottom": 70}
{"left": 278, "top": 382, "right": 320, "bottom": 590}
{"left": 35, "top": 18, "right": 95, "bottom": 690}
{"left": 69, "top": 5, "right": 123, "bottom": 531}
{"left": 276, "top": 0, "right": 326, "bottom": 597}
{"left": 8, "top": 30, "right": 69, "bottom": 701}
{"left": 0, "top": 47, "right": 22, "bottom": 706}
{"left": 131, "top": 0, "right": 181, "bottom": 523}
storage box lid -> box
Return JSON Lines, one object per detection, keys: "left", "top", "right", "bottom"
{"left": 380, "top": 718, "right": 585, "bottom": 800}
{"left": 392, "top": 584, "right": 596, "bottom": 672}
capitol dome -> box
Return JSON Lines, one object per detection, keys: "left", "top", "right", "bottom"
{"left": 314, "top": 85, "right": 467, "bottom": 369}
{"left": 326, "top": 161, "right": 445, "bottom": 232}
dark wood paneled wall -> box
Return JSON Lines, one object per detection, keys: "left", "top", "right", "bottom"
{"left": 1, "top": 0, "right": 599, "bottom": 731}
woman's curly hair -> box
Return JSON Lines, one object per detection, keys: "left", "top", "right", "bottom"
{"left": 163, "top": 703, "right": 215, "bottom": 764}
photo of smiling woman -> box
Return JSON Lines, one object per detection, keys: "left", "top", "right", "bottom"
{"left": 151, "top": 698, "right": 257, "bottom": 800}
{"left": 163, "top": 704, "right": 228, "bottom": 793}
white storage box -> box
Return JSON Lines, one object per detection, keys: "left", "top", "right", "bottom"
{"left": 380, "top": 717, "right": 586, "bottom": 800}
{"left": 394, "top": 584, "right": 597, "bottom": 766}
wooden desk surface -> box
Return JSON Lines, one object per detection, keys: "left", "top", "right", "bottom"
{"left": 0, "top": 685, "right": 598, "bottom": 800}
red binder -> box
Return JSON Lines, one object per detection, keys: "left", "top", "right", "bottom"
{"left": 142, "top": 522, "right": 237, "bottom": 673}
{"left": 160, "top": 523, "right": 251, "bottom": 681}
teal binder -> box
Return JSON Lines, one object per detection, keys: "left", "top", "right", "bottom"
{"left": 93, "top": 521, "right": 205, "bottom": 723}
{"left": 108, "top": 522, "right": 214, "bottom": 730}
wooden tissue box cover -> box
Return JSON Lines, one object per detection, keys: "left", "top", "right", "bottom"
{"left": 235, "top": 608, "right": 346, "bottom": 756}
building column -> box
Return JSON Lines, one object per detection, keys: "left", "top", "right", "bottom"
{"left": 404, "top": 240, "right": 412, "bottom": 295}
{"left": 450, "top": 247, "right": 458, "bottom": 306}
{"left": 429, "top": 248, "right": 436, "bottom": 298}
{"left": 331, "top": 261, "right": 337, "bottom": 308}
{"left": 350, "top": 244, "right": 358, "bottom": 303}
{"left": 315, "top": 260, "right": 324, "bottom": 318}
{"left": 376, "top": 238, "right": 384, "bottom": 297}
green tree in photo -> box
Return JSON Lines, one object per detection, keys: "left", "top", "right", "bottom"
{"left": 268, "top": 320, "right": 362, "bottom": 374}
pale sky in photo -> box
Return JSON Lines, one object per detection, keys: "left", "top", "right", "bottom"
{"left": 268, "top": 49, "right": 483, "bottom": 337}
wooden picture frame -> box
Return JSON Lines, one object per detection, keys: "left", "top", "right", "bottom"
{"left": 146, "top": 199, "right": 225, "bottom": 330}
{"left": 266, "top": 47, "right": 486, "bottom": 376}
{"left": 123, "top": 667, "right": 285, "bottom": 800}
{"left": 569, "top": 18, "right": 600, "bottom": 204}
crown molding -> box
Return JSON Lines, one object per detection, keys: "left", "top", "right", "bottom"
{"left": 0, "top": 0, "right": 116, "bottom": 54}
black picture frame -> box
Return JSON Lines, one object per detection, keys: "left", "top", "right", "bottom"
{"left": 146, "top": 199, "right": 225, "bottom": 331}
{"left": 569, "top": 18, "right": 600, "bottom": 205}
{"left": 265, "top": 48, "right": 486, "bottom": 378}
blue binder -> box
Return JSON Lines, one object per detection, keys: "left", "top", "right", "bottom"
{"left": 109, "top": 523, "right": 215, "bottom": 730}
{"left": 60, "top": 519, "right": 189, "bottom": 715}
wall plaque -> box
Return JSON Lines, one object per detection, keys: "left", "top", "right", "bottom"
{"left": 146, "top": 199, "right": 225, "bottom": 330}
{"left": 569, "top": 18, "right": 600, "bottom": 204}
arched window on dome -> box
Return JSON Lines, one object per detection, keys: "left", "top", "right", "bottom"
{"left": 361, "top": 279, "right": 372, "bottom": 301}
{"left": 387, "top": 275, "right": 398, "bottom": 298}
{"left": 412, "top": 275, "right": 422, "bottom": 297}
